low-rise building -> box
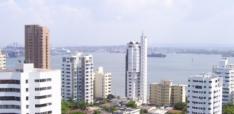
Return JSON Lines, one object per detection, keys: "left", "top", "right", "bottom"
{"left": 171, "top": 84, "right": 186, "bottom": 105}
{"left": 113, "top": 108, "right": 140, "bottom": 114}
{"left": 149, "top": 80, "right": 186, "bottom": 106}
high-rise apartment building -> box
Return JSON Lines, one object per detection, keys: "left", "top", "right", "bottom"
{"left": 0, "top": 50, "right": 6, "bottom": 70}
{"left": 187, "top": 74, "right": 222, "bottom": 114}
{"left": 125, "top": 33, "right": 148, "bottom": 104}
{"left": 213, "top": 58, "right": 234, "bottom": 104}
{"left": 25, "top": 25, "right": 50, "bottom": 69}
{"left": 62, "top": 53, "right": 94, "bottom": 104}
{"left": 149, "top": 80, "right": 186, "bottom": 106}
{"left": 0, "top": 64, "right": 61, "bottom": 114}
{"left": 62, "top": 53, "right": 81, "bottom": 101}
{"left": 77, "top": 54, "right": 94, "bottom": 104}
{"left": 94, "top": 67, "right": 112, "bottom": 99}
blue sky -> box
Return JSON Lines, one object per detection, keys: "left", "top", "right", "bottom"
{"left": 0, "top": 0, "right": 234, "bottom": 47}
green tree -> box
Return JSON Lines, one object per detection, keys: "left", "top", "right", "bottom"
{"left": 93, "top": 110, "right": 101, "bottom": 114}
{"left": 174, "top": 102, "right": 187, "bottom": 111}
{"left": 140, "top": 109, "right": 148, "bottom": 114}
{"left": 62, "top": 100, "right": 73, "bottom": 114}
{"left": 107, "top": 94, "right": 115, "bottom": 100}
{"left": 223, "top": 104, "right": 234, "bottom": 114}
{"left": 126, "top": 100, "right": 137, "bottom": 108}
{"left": 77, "top": 101, "right": 88, "bottom": 110}
{"left": 71, "top": 112, "right": 85, "bottom": 114}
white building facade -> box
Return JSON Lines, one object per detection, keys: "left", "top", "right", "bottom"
{"left": 125, "top": 33, "right": 148, "bottom": 104}
{"left": 62, "top": 54, "right": 81, "bottom": 101}
{"left": 62, "top": 53, "right": 94, "bottom": 104}
{"left": 0, "top": 51, "right": 6, "bottom": 70}
{"left": 213, "top": 58, "right": 234, "bottom": 104}
{"left": 94, "top": 67, "right": 112, "bottom": 99}
{"left": 0, "top": 64, "right": 61, "bottom": 114}
{"left": 77, "top": 54, "right": 94, "bottom": 104}
{"left": 187, "top": 74, "right": 222, "bottom": 114}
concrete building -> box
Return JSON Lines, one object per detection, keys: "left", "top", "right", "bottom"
{"left": 171, "top": 84, "right": 186, "bottom": 105}
{"left": 150, "top": 80, "right": 172, "bottom": 106}
{"left": 187, "top": 73, "right": 222, "bottom": 114}
{"left": 61, "top": 53, "right": 81, "bottom": 101}
{"left": 0, "top": 63, "right": 61, "bottom": 114}
{"left": 213, "top": 58, "right": 234, "bottom": 104}
{"left": 125, "top": 33, "right": 148, "bottom": 104}
{"left": 25, "top": 25, "right": 50, "bottom": 69}
{"left": 0, "top": 50, "right": 6, "bottom": 70}
{"left": 94, "top": 67, "right": 111, "bottom": 99}
{"left": 113, "top": 108, "right": 140, "bottom": 114}
{"left": 61, "top": 53, "right": 94, "bottom": 104}
{"left": 149, "top": 81, "right": 186, "bottom": 106}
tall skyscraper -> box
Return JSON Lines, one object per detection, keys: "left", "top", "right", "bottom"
{"left": 25, "top": 25, "right": 50, "bottom": 69}
{"left": 187, "top": 73, "right": 222, "bottom": 114}
{"left": 213, "top": 58, "right": 234, "bottom": 104}
{"left": 0, "top": 63, "right": 61, "bottom": 114}
{"left": 125, "top": 33, "right": 148, "bottom": 104}
{"left": 94, "top": 67, "right": 112, "bottom": 99}
{"left": 61, "top": 53, "right": 94, "bottom": 104}
{"left": 0, "top": 50, "right": 6, "bottom": 70}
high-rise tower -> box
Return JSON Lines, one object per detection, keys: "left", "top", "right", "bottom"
{"left": 25, "top": 25, "right": 50, "bottom": 69}
{"left": 125, "top": 33, "right": 148, "bottom": 104}
{"left": 213, "top": 58, "right": 234, "bottom": 104}
{"left": 62, "top": 53, "right": 94, "bottom": 104}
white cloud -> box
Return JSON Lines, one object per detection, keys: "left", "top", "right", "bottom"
{"left": 0, "top": 0, "right": 234, "bottom": 47}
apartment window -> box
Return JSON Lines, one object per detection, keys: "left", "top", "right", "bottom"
{"left": 35, "top": 103, "right": 52, "bottom": 108}
{"left": 35, "top": 78, "right": 52, "bottom": 82}
{"left": 35, "top": 111, "right": 52, "bottom": 114}
{"left": 35, "top": 95, "right": 52, "bottom": 99}
{"left": 0, "top": 80, "right": 20, "bottom": 84}
{"left": 26, "top": 96, "right": 28, "bottom": 100}
{"left": 35, "top": 87, "right": 51, "bottom": 91}
{"left": 0, "top": 96, "right": 20, "bottom": 101}
{"left": 0, "top": 105, "right": 20, "bottom": 109}
{"left": 0, "top": 88, "right": 20, "bottom": 92}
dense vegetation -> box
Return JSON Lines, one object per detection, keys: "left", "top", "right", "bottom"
{"left": 223, "top": 104, "right": 234, "bottom": 114}
{"left": 126, "top": 100, "right": 137, "bottom": 108}
{"left": 62, "top": 100, "right": 88, "bottom": 114}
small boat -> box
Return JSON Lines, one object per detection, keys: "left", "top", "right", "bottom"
{"left": 148, "top": 53, "right": 166, "bottom": 58}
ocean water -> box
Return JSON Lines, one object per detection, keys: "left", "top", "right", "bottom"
{"left": 6, "top": 53, "right": 234, "bottom": 96}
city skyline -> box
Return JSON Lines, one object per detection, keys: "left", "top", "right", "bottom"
{"left": 1, "top": 0, "right": 234, "bottom": 47}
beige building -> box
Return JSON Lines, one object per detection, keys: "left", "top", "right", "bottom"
{"left": 94, "top": 67, "right": 112, "bottom": 99}
{"left": 25, "top": 25, "right": 50, "bottom": 69}
{"left": 0, "top": 50, "right": 6, "bottom": 70}
{"left": 150, "top": 80, "right": 172, "bottom": 106}
{"left": 150, "top": 80, "right": 186, "bottom": 106}
{"left": 171, "top": 84, "right": 186, "bottom": 105}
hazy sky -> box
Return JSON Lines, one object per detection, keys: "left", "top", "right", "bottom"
{"left": 0, "top": 0, "right": 234, "bottom": 47}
